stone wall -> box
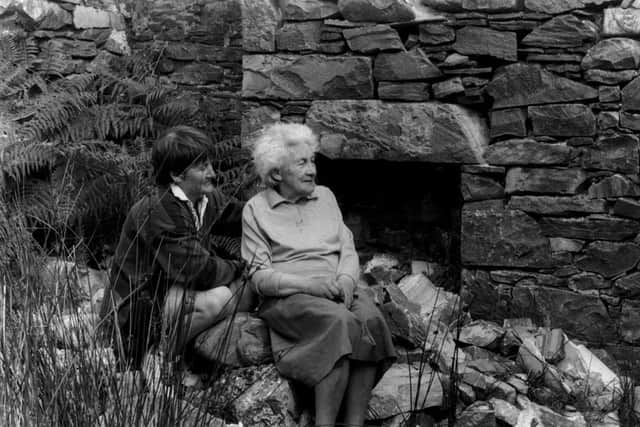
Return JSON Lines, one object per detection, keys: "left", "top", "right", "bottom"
{"left": 241, "top": 0, "right": 640, "bottom": 377}
{"left": 0, "top": 0, "right": 243, "bottom": 139}
{"left": 127, "top": 0, "right": 243, "bottom": 137}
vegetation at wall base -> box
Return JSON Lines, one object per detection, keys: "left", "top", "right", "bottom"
{"left": 0, "top": 29, "right": 256, "bottom": 426}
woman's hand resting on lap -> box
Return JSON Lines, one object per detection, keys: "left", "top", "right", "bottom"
{"left": 306, "top": 276, "right": 343, "bottom": 300}
{"left": 336, "top": 276, "right": 355, "bottom": 309}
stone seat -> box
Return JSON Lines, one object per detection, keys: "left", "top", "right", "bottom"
{"left": 193, "top": 312, "right": 272, "bottom": 368}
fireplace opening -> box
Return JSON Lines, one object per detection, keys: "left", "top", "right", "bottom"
{"left": 316, "top": 156, "right": 462, "bottom": 292}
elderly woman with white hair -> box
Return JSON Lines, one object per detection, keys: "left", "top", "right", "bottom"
{"left": 241, "top": 122, "right": 396, "bottom": 427}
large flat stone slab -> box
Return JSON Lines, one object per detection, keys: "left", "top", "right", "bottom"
{"left": 509, "top": 196, "right": 606, "bottom": 215}
{"left": 305, "top": 100, "right": 489, "bottom": 163}
{"left": 242, "top": 54, "right": 373, "bottom": 99}
{"left": 522, "top": 14, "right": 598, "bottom": 48}
{"left": 575, "top": 241, "right": 640, "bottom": 278}
{"left": 484, "top": 139, "right": 571, "bottom": 165}
{"left": 461, "top": 203, "right": 552, "bottom": 267}
{"left": 374, "top": 49, "right": 442, "bottom": 81}
{"left": 505, "top": 167, "right": 586, "bottom": 195}
{"left": 462, "top": 270, "right": 617, "bottom": 344}
{"left": 524, "top": 0, "right": 612, "bottom": 14}
{"left": 540, "top": 216, "right": 640, "bottom": 241}
{"left": 453, "top": 26, "right": 517, "bottom": 61}
{"left": 529, "top": 104, "right": 596, "bottom": 137}
{"left": 487, "top": 63, "right": 597, "bottom": 109}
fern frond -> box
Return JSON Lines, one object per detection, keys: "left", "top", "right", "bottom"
{"left": 50, "top": 74, "right": 99, "bottom": 94}
{"left": 11, "top": 178, "right": 75, "bottom": 229}
{"left": 0, "top": 67, "right": 46, "bottom": 99}
{"left": 145, "top": 86, "right": 171, "bottom": 106}
{"left": 22, "top": 91, "right": 97, "bottom": 142}
{"left": 152, "top": 98, "right": 199, "bottom": 126}
{"left": 1, "top": 141, "right": 57, "bottom": 183}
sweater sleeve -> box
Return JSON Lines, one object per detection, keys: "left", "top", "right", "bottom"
{"left": 241, "top": 201, "right": 295, "bottom": 295}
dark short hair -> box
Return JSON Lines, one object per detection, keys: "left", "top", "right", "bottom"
{"left": 152, "top": 126, "right": 212, "bottom": 186}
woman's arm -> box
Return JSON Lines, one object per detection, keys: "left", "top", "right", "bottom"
{"left": 145, "top": 199, "right": 240, "bottom": 291}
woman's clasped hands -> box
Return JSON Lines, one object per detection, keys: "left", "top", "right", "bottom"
{"left": 307, "top": 275, "right": 356, "bottom": 308}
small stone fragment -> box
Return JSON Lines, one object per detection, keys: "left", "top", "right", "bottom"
{"left": 489, "top": 108, "right": 527, "bottom": 139}
{"left": 419, "top": 23, "right": 456, "bottom": 45}
{"left": 613, "top": 198, "right": 640, "bottom": 219}
{"left": 338, "top": 0, "right": 416, "bottom": 22}
{"left": 541, "top": 328, "right": 565, "bottom": 364}
{"left": 373, "top": 49, "right": 442, "bottom": 81}
{"left": 433, "top": 77, "right": 465, "bottom": 98}
{"left": 378, "top": 82, "right": 431, "bottom": 101}
{"left": 603, "top": 7, "right": 640, "bottom": 36}
{"left": 458, "top": 320, "right": 505, "bottom": 349}
{"left": 366, "top": 363, "right": 443, "bottom": 419}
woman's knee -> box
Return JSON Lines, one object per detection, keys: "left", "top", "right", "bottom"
{"left": 163, "top": 286, "right": 187, "bottom": 323}
{"left": 198, "top": 286, "right": 233, "bottom": 319}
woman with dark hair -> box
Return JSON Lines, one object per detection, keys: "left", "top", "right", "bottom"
{"left": 242, "top": 123, "right": 396, "bottom": 427}
{"left": 100, "top": 125, "right": 255, "bottom": 368}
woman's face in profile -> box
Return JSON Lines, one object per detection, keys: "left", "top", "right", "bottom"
{"left": 278, "top": 143, "right": 317, "bottom": 200}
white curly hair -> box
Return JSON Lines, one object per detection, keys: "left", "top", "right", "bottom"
{"left": 252, "top": 122, "right": 319, "bottom": 187}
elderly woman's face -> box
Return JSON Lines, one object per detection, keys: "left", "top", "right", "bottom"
{"left": 278, "top": 142, "right": 316, "bottom": 200}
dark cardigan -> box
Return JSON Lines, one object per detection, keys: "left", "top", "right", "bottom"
{"left": 98, "top": 186, "right": 243, "bottom": 366}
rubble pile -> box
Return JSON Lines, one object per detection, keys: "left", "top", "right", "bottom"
{"left": 192, "top": 255, "right": 637, "bottom": 426}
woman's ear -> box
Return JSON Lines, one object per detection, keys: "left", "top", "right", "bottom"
{"left": 270, "top": 169, "right": 282, "bottom": 183}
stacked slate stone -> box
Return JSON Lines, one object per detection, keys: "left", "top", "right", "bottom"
{"left": 0, "top": 0, "right": 243, "bottom": 139}
{"left": 242, "top": 0, "right": 640, "bottom": 382}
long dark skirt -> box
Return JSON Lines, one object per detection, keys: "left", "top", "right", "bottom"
{"left": 258, "top": 289, "right": 396, "bottom": 386}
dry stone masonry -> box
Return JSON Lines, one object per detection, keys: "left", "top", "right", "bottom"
{"left": 0, "top": 0, "right": 243, "bottom": 139}
{"left": 241, "top": 0, "right": 640, "bottom": 382}
{"left": 5, "top": 0, "right": 640, "bottom": 425}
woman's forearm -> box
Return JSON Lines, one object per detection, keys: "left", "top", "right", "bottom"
{"left": 251, "top": 270, "right": 309, "bottom": 297}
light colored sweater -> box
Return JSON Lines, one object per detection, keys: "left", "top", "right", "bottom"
{"left": 241, "top": 185, "right": 359, "bottom": 294}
